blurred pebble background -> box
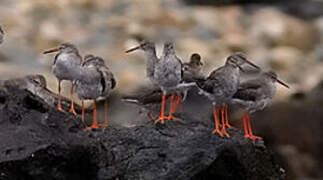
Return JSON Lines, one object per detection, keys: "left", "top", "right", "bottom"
{"left": 0, "top": 0, "right": 323, "bottom": 179}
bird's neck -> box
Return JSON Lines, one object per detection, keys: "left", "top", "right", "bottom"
{"left": 144, "top": 49, "right": 158, "bottom": 63}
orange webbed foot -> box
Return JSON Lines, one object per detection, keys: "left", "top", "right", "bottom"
{"left": 87, "top": 124, "right": 100, "bottom": 130}
{"left": 154, "top": 116, "right": 168, "bottom": 124}
{"left": 212, "top": 128, "right": 223, "bottom": 137}
{"left": 69, "top": 107, "right": 77, "bottom": 116}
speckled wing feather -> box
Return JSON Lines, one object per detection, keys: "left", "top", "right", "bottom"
{"left": 232, "top": 80, "right": 262, "bottom": 101}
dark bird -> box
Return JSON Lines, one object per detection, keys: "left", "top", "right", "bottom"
{"left": 231, "top": 70, "right": 289, "bottom": 140}
{"left": 43, "top": 43, "right": 82, "bottom": 115}
{"left": 74, "top": 55, "right": 116, "bottom": 129}
{"left": 197, "top": 53, "right": 260, "bottom": 137}
{"left": 173, "top": 53, "right": 204, "bottom": 113}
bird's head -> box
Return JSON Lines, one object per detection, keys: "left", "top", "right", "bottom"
{"left": 26, "top": 74, "right": 47, "bottom": 88}
{"left": 163, "top": 41, "right": 175, "bottom": 55}
{"left": 226, "top": 52, "right": 260, "bottom": 72}
{"left": 264, "top": 71, "right": 289, "bottom": 89}
{"left": 82, "top": 54, "right": 105, "bottom": 67}
{"left": 43, "top": 42, "right": 78, "bottom": 54}
{"left": 190, "top": 53, "right": 203, "bottom": 66}
{"left": 125, "top": 41, "right": 155, "bottom": 53}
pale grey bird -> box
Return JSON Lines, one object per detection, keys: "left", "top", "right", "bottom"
{"left": 43, "top": 43, "right": 82, "bottom": 115}
{"left": 74, "top": 55, "right": 116, "bottom": 129}
{"left": 0, "top": 26, "right": 4, "bottom": 44}
{"left": 126, "top": 41, "right": 183, "bottom": 123}
{"left": 151, "top": 41, "right": 183, "bottom": 123}
{"left": 125, "top": 41, "right": 159, "bottom": 85}
{"left": 231, "top": 70, "right": 289, "bottom": 140}
{"left": 196, "top": 53, "right": 260, "bottom": 137}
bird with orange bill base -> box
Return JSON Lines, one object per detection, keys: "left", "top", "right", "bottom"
{"left": 196, "top": 53, "right": 260, "bottom": 137}
{"left": 231, "top": 70, "right": 289, "bottom": 140}
{"left": 74, "top": 55, "right": 116, "bottom": 130}
{"left": 43, "top": 43, "right": 82, "bottom": 115}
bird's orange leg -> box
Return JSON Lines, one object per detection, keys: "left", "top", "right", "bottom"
{"left": 221, "top": 106, "right": 230, "bottom": 137}
{"left": 69, "top": 84, "right": 77, "bottom": 115}
{"left": 81, "top": 100, "right": 85, "bottom": 123}
{"left": 57, "top": 80, "right": 65, "bottom": 112}
{"left": 99, "top": 98, "right": 109, "bottom": 127}
{"left": 155, "top": 93, "right": 168, "bottom": 124}
{"left": 212, "top": 105, "right": 223, "bottom": 136}
{"left": 242, "top": 112, "right": 250, "bottom": 139}
{"left": 224, "top": 103, "right": 232, "bottom": 128}
{"left": 174, "top": 94, "right": 183, "bottom": 113}
{"left": 167, "top": 93, "right": 180, "bottom": 120}
{"left": 87, "top": 100, "right": 99, "bottom": 130}
{"left": 246, "top": 112, "right": 262, "bottom": 140}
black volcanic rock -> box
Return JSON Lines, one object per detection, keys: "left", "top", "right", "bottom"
{"left": 0, "top": 75, "right": 285, "bottom": 180}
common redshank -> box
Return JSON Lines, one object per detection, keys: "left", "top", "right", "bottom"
{"left": 196, "top": 53, "right": 260, "bottom": 137}
{"left": 43, "top": 43, "right": 82, "bottom": 115}
{"left": 125, "top": 41, "right": 159, "bottom": 85}
{"left": 173, "top": 53, "right": 204, "bottom": 113}
{"left": 74, "top": 55, "right": 116, "bottom": 129}
{"left": 231, "top": 70, "right": 289, "bottom": 140}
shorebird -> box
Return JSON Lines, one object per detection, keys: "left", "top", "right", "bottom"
{"left": 125, "top": 41, "right": 159, "bottom": 85}
{"left": 173, "top": 53, "right": 204, "bottom": 113}
{"left": 149, "top": 41, "right": 183, "bottom": 123}
{"left": 196, "top": 53, "right": 260, "bottom": 137}
{"left": 3, "top": 74, "right": 46, "bottom": 92}
{"left": 43, "top": 43, "right": 82, "bottom": 115}
{"left": 0, "top": 26, "right": 4, "bottom": 44}
{"left": 231, "top": 70, "right": 289, "bottom": 140}
{"left": 126, "top": 41, "right": 183, "bottom": 123}
{"left": 74, "top": 55, "right": 116, "bottom": 129}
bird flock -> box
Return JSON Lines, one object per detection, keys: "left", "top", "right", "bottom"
{"left": 0, "top": 25, "right": 289, "bottom": 141}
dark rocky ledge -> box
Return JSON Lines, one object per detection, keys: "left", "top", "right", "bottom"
{"left": 0, "top": 75, "right": 285, "bottom": 180}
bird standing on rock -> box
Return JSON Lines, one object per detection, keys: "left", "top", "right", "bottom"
{"left": 43, "top": 43, "right": 82, "bottom": 115}
{"left": 74, "top": 55, "right": 116, "bottom": 129}
{"left": 126, "top": 41, "right": 183, "bottom": 123}
{"left": 152, "top": 42, "right": 183, "bottom": 123}
{"left": 231, "top": 70, "right": 289, "bottom": 140}
{"left": 173, "top": 53, "right": 204, "bottom": 113}
{"left": 197, "top": 53, "right": 260, "bottom": 137}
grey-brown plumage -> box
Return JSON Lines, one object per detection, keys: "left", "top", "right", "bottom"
{"left": 179, "top": 53, "right": 204, "bottom": 101}
{"left": 44, "top": 43, "right": 82, "bottom": 81}
{"left": 154, "top": 42, "right": 183, "bottom": 91}
{"left": 231, "top": 70, "right": 289, "bottom": 140}
{"left": 0, "top": 26, "right": 4, "bottom": 44}
{"left": 125, "top": 41, "right": 159, "bottom": 85}
{"left": 74, "top": 55, "right": 116, "bottom": 129}
{"left": 196, "top": 53, "right": 260, "bottom": 137}
{"left": 43, "top": 43, "right": 82, "bottom": 114}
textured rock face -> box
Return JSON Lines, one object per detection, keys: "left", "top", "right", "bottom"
{"left": 0, "top": 76, "right": 285, "bottom": 180}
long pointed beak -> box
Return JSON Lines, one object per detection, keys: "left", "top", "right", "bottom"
{"left": 125, "top": 45, "right": 141, "bottom": 53}
{"left": 276, "top": 78, "right": 290, "bottom": 89}
{"left": 243, "top": 59, "right": 260, "bottom": 70}
{"left": 43, "top": 48, "right": 59, "bottom": 54}
{"left": 235, "top": 63, "right": 245, "bottom": 72}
